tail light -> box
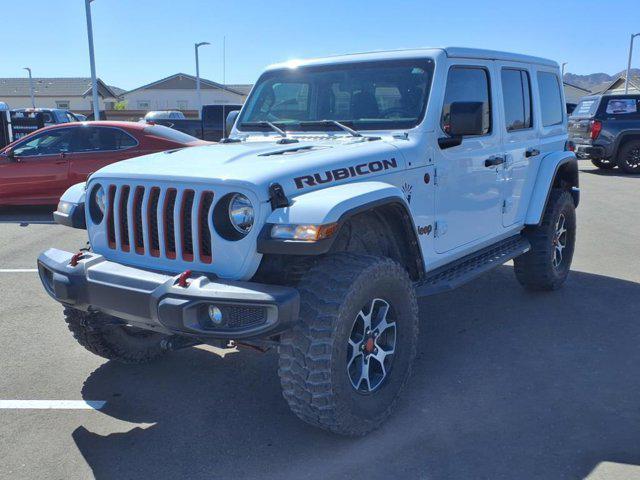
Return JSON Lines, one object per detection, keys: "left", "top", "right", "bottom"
{"left": 589, "top": 120, "right": 602, "bottom": 140}
{"left": 565, "top": 140, "right": 575, "bottom": 152}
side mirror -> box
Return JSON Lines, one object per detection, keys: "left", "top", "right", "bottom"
{"left": 225, "top": 110, "right": 240, "bottom": 138}
{"left": 438, "top": 101, "right": 485, "bottom": 150}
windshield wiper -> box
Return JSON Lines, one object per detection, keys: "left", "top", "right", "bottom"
{"left": 240, "top": 121, "right": 287, "bottom": 137}
{"left": 296, "top": 120, "right": 362, "bottom": 137}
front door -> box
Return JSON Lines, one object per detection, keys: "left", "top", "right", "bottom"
{"left": 0, "top": 128, "right": 73, "bottom": 205}
{"left": 434, "top": 62, "right": 504, "bottom": 253}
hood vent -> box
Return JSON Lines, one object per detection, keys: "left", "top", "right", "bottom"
{"left": 259, "top": 145, "right": 330, "bottom": 157}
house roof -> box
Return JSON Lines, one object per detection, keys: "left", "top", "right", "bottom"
{"left": 226, "top": 84, "right": 253, "bottom": 95}
{"left": 122, "top": 73, "right": 246, "bottom": 96}
{"left": 0, "top": 77, "right": 120, "bottom": 98}
{"left": 595, "top": 75, "right": 640, "bottom": 94}
{"left": 563, "top": 81, "right": 591, "bottom": 93}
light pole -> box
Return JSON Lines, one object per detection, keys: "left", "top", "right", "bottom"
{"left": 84, "top": 0, "right": 100, "bottom": 120}
{"left": 195, "top": 42, "right": 210, "bottom": 118}
{"left": 625, "top": 33, "right": 640, "bottom": 94}
{"left": 23, "top": 67, "right": 35, "bottom": 108}
{"left": 561, "top": 62, "right": 568, "bottom": 79}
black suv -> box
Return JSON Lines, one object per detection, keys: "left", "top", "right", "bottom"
{"left": 568, "top": 94, "right": 640, "bottom": 174}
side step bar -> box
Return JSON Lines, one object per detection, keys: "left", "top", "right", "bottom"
{"left": 415, "top": 235, "right": 531, "bottom": 297}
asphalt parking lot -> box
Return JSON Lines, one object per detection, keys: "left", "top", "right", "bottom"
{"left": 0, "top": 163, "right": 638, "bottom": 480}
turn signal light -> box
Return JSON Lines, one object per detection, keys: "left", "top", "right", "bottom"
{"left": 270, "top": 223, "right": 338, "bottom": 242}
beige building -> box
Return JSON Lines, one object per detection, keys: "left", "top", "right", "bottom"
{"left": 120, "top": 73, "right": 249, "bottom": 111}
{"left": 596, "top": 75, "right": 640, "bottom": 95}
{"left": 0, "top": 77, "right": 121, "bottom": 112}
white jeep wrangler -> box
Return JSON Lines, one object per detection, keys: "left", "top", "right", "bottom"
{"left": 39, "top": 47, "right": 578, "bottom": 436}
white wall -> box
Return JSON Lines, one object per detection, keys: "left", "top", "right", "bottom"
{"left": 0, "top": 96, "right": 113, "bottom": 111}
{"left": 122, "top": 88, "right": 245, "bottom": 111}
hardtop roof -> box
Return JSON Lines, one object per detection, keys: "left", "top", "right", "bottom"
{"left": 265, "top": 47, "right": 558, "bottom": 71}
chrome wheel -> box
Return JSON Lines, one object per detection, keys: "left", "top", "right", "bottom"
{"left": 347, "top": 298, "right": 396, "bottom": 393}
{"left": 552, "top": 213, "right": 568, "bottom": 268}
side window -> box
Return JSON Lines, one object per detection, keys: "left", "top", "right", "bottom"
{"left": 12, "top": 129, "right": 75, "bottom": 156}
{"left": 441, "top": 66, "right": 491, "bottom": 135}
{"left": 73, "top": 127, "right": 138, "bottom": 152}
{"left": 537, "top": 71, "right": 563, "bottom": 126}
{"left": 501, "top": 69, "right": 532, "bottom": 131}
{"left": 605, "top": 98, "right": 639, "bottom": 115}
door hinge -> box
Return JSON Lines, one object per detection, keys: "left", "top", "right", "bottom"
{"left": 502, "top": 199, "right": 513, "bottom": 214}
{"left": 433, "top": 168, "right": 438, "bottom": 186}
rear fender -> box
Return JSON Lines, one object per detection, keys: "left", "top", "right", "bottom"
{"left": 525, "top": 151, "right": 578, "bottom": 225}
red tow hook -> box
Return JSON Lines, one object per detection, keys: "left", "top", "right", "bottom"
{"left": 177, "top": 270, "right": 193, "bottom": 288}
{"left": 69, "top": 252, "right": 85, "bottom": 267}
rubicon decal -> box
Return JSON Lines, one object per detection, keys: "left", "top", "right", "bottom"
{"left": 294, "top": 158, "right": 397, "bottom": 189}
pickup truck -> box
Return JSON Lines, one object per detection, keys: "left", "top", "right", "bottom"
{"left": 150, "top": 104, "right": 242, "bottom": 141}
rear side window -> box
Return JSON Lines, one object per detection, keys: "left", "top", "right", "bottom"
{"left": 571, "top": 99, "right": 599, "bottom": 117}
{"left": 441, "top": 66, "right": 492, "bottom": 135}
{"left": 605, "top": 98, "right": 640, "bottom": 115}
{"left": 73, "top": 127, "right": 138, "bottom": 152}
{"left": 537, "top": 72, "right": 563, "bottom": 126}
{"left": 501, "top": 69, "right": 532, "bottom": 131}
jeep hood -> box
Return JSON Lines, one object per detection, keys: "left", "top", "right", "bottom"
{"left": 91, "top": 138, "right": 405, "bottom": 202}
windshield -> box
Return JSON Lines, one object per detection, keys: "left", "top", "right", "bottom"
{"left": 237, "top": 58, "right": 434, "bottom": 132}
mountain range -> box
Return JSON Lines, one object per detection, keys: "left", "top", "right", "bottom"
{"left": 563, "top": 68, "right": 640, "bottom": 92}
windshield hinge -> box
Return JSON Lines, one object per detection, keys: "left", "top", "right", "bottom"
{"left": 269, "top": 183, "right": 290, "bottom": 210}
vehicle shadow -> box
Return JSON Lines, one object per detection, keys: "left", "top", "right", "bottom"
{"left": 579, "top": 167, "right": 640, "bottom": 179}
{"left": 0, "top": 206, "right": 55, "bottom": 224}
{"left": 74, "top": 266, "right": 640, "bottom": 480}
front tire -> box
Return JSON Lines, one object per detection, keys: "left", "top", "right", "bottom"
{"left": 616, "top": 140, "right": 640, "bottom": 174}
{"left": 64, "top": 308, "right": 168, "bottom": 364}
{"left": 278, "top": 253, "right": 419, "bottom": 436}
{"left": 514, "top": 189, "right": 576, "bottom": 291}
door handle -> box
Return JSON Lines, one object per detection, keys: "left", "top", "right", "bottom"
{"left": 485, "top": 156, "right": 505, "bottom": 167}
{"left": 525, "top": 148, "right": 540, "bottom": 158}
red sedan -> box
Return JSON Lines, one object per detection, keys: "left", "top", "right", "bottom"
{"left": 0, "top": 121, "right": 207, "bottom": 206}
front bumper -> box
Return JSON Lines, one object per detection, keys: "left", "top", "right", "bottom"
{"left": 37, "top": 248, "right": 300, "bottom": 339}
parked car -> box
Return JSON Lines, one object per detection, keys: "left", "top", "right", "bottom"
{"left": 0, "top": 121, "right": 206, "bottom": 206}
{"left": 148, "top": 104, "right": 242, "bottom": 141}
{"left": 38, "top": 47, "right": 578, "bottom": 436}
{"left": 144, "top": 110, "right": 186, "bottom": 121}
{"left": 12, "top": 108, "right": 80, "bottom": 126}
{"left": 568, "top": 94, "right": 640, "bottom": 173}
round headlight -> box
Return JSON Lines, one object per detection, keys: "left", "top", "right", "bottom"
{"left": 228, "top": 193, "right": 254, "bottom": 234}
{"left": 89, "top": 184, "right": 106, "bottom": 224}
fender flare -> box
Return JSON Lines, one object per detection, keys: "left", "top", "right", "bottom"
{"left": 525, "top": 151, "right": 579, "bottom": 225}
{"left": 258, "top": 181, "right": 419, "bottom": 256}
{"left": 54, "top": 182, "right": 86, "bottom": 229}
{"left": 613, "top": 129, "right": 640, "bottom": 158}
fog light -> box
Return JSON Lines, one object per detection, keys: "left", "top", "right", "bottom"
{"left": 207, "top": 305, "right": 223, "bottom": 325}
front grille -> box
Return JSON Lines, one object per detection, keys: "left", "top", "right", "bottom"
{"left": 103, "top": 184, "right": 215, "bottom": 263}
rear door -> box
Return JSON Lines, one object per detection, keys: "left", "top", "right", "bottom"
{"left": 0, "top": 128, "right": 73, "bottom": 204}
{"left": 67, "top": 126, "right": 141, "bottom": 184}
{"left": 495, "top": 62, "right": 540, "bottom": 227}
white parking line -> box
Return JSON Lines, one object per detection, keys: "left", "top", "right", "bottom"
{"left": 0, "top": 269, "right": 38, "bottom": 273}
{"left": 0, "top": 400, "right": 106, "bottom": 410}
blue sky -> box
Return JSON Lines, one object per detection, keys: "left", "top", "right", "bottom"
{"left": 1, "top": 0, "right": 639, "bottom": 90}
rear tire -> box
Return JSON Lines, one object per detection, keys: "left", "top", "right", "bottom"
{"left": 616, "top": 140, "right": 640, "bottom": 174}
{"left": 590, "top": 158, "right": 615, "bottom": 170}
{"left": 514, "top": 189, "right": 576, "bottom": 291}
{"left": 278, "top": 253, "right": 419, "bottom": 436}
{"left": 64, "top": 307, "right": 168, "bottom": 364}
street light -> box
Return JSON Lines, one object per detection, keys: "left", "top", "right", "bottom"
{"left": 561, "top": 62, "right": 568, "bottom": 79}
{"left": 625, "top": 33, "right": 640, "bottom": 94}
{"left": 84, "top": 0, "right": 100, "bottom": 120}
{"left": 195, "top": 42, "right": 210, "bottom": 118}
{"left": 23, "top": 67, "right": 35, "bottom": 108}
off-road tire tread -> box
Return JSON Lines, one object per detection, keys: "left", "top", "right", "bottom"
{"left": 278, "top": 253, "right": 418, "bottom": 436}
{"left": 590, "top": 158, "right": 615, "bottom": 170}
{"left": 617, "top": 139, "right": 640, "bottom": 174}
{"left": 514, "top": 189, "right": 575, "bottom": 291}
{"left": 64, "top": 307, "right": 167, "bottom": 364}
